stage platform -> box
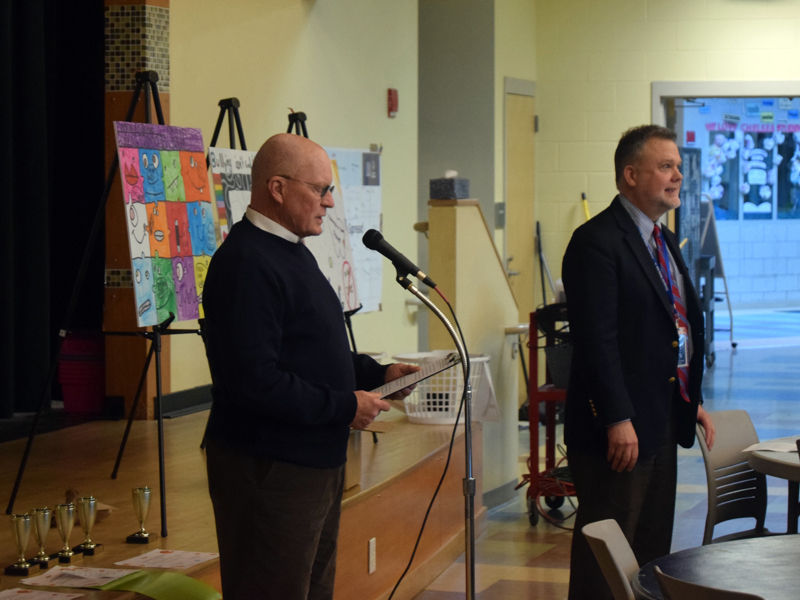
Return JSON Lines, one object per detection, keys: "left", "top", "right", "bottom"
{"left": 0, "top": 410, "right": 484, "bottom": 599}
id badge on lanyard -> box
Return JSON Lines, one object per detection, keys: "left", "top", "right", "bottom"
{"left": 677, "top": 324, "right": 688, "bottom": 368}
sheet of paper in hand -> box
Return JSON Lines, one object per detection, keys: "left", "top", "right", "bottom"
{"left": 371, "top": 352, "right": 462, "bottom": 400}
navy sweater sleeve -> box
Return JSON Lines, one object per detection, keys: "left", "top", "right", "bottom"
{"left": 352, "top": 352, "right": 390, "bottom": 391}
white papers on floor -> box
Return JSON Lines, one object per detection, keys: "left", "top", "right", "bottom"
{"left": 743, "top": 435, "right": 800, "bottom": 453}
{"left": 0, "top": 591, "right": 83, "bottom": 599}
{"left": 115, "top": 549, "right": 219, "bottom": 569}
{"left": 21, "top": 566, "right": 138, "bottom": 588}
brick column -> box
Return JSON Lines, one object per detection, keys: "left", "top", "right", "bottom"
{"left": 104, "top": 0, "right": 171, "bottom": 419}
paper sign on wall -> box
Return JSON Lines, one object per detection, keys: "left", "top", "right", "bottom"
{"left": 324, "top": 148, "right": 383, "bottom": 313}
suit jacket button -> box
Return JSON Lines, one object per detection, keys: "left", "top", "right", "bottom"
{"left": 672, "top": 341, "right": 679, "bottom": 348}
{"left": 669, "top": 377, "right": 676, "bottom": 383}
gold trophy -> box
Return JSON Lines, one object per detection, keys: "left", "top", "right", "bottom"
{"left": 4, "top": 513, "right": 38, "bottom": 576}
{"left": 127, "top": 486, "right": 153, "bottom": 543}
{"left": 30, "top": 508, "right": 53, "bottom": 568}
{"left": 54, "top": 503, "right": 81, "bottom": 563}
{"left": 75, "top": 497, "right": 102, "bottom": 555}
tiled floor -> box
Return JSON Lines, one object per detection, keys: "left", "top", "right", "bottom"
{"left": 414, "top": 309, "right": 800, "bottom": 599}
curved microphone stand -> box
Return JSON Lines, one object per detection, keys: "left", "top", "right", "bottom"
{"left": 396, "top": 274, "right": 476, "bottom": 600}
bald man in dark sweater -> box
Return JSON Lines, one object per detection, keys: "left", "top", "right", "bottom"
{"left": 203, "top": 134, "right": 418, "bottom": 600}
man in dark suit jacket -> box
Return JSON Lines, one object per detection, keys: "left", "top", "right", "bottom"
{"left": 562, "top": 125, "right": 716, "bottom": 600}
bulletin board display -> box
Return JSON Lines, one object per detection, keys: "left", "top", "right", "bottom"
{"left": 677, "top": 147, "right": 702, "bottom": 288}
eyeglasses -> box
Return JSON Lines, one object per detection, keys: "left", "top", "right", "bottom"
{"left": 277, "top": 175, "right": 335, "bottom": 198}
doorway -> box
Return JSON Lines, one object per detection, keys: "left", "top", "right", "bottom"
{"left": 504, "top": 78, "right": 537, "bottom": 323}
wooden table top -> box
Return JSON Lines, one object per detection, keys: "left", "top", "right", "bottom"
{"left": 633, "top": 535, "right": 800, "bottom": 600}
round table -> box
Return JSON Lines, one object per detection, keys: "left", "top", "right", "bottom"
{"left": 749, "top": 449, "right": 800, "bottom": 534}
{"left": 633, "top": 535, "right": 800, "bottom": 599}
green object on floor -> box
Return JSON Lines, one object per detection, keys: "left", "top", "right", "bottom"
{"left": 97, "top": 570, "right": 221, "bottom": 600}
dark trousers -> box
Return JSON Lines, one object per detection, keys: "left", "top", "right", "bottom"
{"left": 206, "top": 440, "right": 345, "bottom": 600}
{"left": 567, "top": 416, "right": 678, "bottom": 600}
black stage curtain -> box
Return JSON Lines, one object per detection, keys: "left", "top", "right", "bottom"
{"left": 0, "top": 0, "right": 104, "bottom": 417}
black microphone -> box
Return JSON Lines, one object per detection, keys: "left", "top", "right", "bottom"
{"left": 362, "top": 229, "right": 437, "bottom": 288}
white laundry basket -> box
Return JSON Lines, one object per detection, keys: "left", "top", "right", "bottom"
{"left": 392, "top": 352, "right": 488, "bottom": 425}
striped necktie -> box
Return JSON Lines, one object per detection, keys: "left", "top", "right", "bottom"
{"left": 653, "top": 224, "right": 691, "bottom": 403}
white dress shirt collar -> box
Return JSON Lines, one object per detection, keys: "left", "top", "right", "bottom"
{"left": 618, "top": 194, "right": 659, "bottom": 249}
{"left": 245, "top": 206, "right": 301, "bottom": 244}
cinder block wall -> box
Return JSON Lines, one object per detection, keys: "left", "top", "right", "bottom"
{"left": 534, "top": 0, "right": 800, "bottom": 297}
{"left": 718, "top": 221, "right": 800, "bottom": 307}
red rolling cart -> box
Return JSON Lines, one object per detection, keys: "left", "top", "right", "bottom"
{"left": 517, "top": 309, "right": 575, "bottom": 526}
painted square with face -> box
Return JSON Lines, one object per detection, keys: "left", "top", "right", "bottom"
{"left": 120, "top": 148, "right": 144, "bottom": 204}
{"left": 152, "top": 257, "right": 178, "bottom": 324}
{"left": 161, "top": 150, "right": 186, "bottom": 202}
{"left": 132, "top": 257, "right": 157, "bottom": 326}
{"left": 146, "top": 202, "right": 171, "bottom": 259}
{"left": 193, "top": 255, "right": 212, "bottom": 318}
{"left": 140, "top": 149, "right": 166, "bottom": 203}
{"left": 172, "top": 256, "right": 198, "bottom": 321}
{"left": 199, "top": 200, "right": 216, "bottom": 256}
{"left": 187, "top": 201, "right": 217, "bottom": 257}
{"left": 181, "top": 151, "right": 211, "bottom": 203}
{"left": 127, "top": 202, "right": 151, "bottom": 261}
{"left": 166, "top": 202, "right": 192, "bottom": 258}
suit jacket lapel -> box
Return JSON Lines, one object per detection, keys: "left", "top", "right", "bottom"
{"left": 610, "top": 198, "right": 675, "bottom": 319}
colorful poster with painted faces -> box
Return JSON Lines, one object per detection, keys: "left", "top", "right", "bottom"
{"left": 115, "top": 122, "right": 216, "bottom": 327}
